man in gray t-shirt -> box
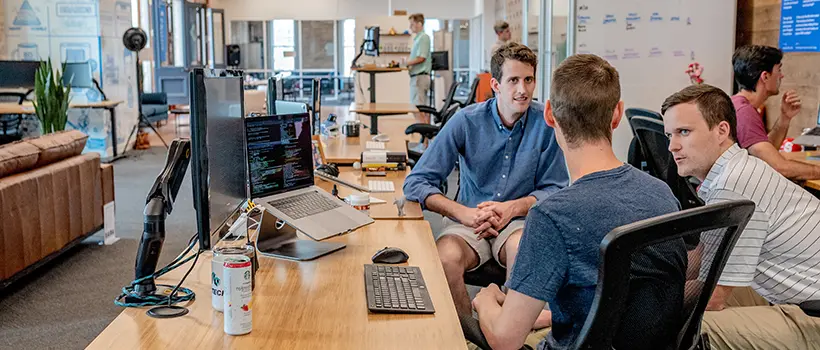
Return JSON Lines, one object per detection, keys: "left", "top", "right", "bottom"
{"left": 472, "top": 54, "right": 687, "bottom": 350}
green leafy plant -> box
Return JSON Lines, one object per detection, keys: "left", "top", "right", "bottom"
{"left": 32, "top": 59, "right": 72, "bottom": 134}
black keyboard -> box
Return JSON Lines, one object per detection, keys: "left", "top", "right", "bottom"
{"left": 268, "top": 190, "right": 341, "bottom": 220}
{"left": 365, "top": 264, "right": 435, "bottom": 314}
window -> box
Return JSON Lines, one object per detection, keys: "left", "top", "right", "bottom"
{"left": 272, "top": 20, "right": 296, "bottom": 71}
{"left": 301, "top": 21, "right": 335, "bottom": 70}
{"left": 342, "top": 19, "right": 356, "bottom": 77}
{"left": 424, "top": 19, "right": 441, "bottom": 48}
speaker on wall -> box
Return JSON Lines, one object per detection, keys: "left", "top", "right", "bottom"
{"left": 226, "top": 45, "right": 241, "bottom": 66}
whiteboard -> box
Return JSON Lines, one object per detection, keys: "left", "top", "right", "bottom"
{"left": 573, "top": 0, "right": 737, "bottom": 160}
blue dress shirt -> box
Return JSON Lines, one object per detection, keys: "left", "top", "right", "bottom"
{"left": 403, "top": 98, "right": 568, "bottom": 211}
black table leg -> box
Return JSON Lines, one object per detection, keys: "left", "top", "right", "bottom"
{"left": 109, "top": 107, "right": 118, "bottom": 157}
{"left": 370, "top": 114, "right": 379, "bottom": 135}
{"left": 369, "top": 72, "right": 376, "bottom": 103}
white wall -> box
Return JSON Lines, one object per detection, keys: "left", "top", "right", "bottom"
{"left": 212, "top": 0, "right": 476, "bottom": 40}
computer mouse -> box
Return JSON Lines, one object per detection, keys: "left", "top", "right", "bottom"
{"left": 371, "top": 246, "right": 409, "bottom": 264}
{"left": 372, "top": 134, "right": 390, "bottom": 142}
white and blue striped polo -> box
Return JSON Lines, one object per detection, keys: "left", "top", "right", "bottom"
{"left": 699, "top": 143, "right": 820, "bottom": 304}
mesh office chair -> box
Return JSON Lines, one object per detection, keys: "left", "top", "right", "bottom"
{"left": 628, "top": 115, "right": 704, "bottom": 210}
{"left": 573, "top": 199, "right": 755, "bottom": 350}
{"left": 0, "top": 92, "right": 27, "bottom": 145}
{"left": 464, "top": 200, "right": 755, "bottom": 350}
{"left": 415, "top": 80, "right": 460, "bottom": 123}
{"left": 404, "top": 104, "right": 460, "bottom": 166}
{"left": 625, "top": 108, "right": 663, "bottom": 171}
{"left": 456, "top": 77, "right": 480, "bottom": 108}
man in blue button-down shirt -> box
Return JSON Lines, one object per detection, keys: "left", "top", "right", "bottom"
{"left": 403, "top": 43, "right": 568, "bottom": 328}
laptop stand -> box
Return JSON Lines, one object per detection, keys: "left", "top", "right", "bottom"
{"left": 254, "top": 209, "right": 346, "bottom": 261}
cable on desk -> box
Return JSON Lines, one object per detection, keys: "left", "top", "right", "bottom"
{"left": 114, "top": 233, "right": 200, "bottom": 308}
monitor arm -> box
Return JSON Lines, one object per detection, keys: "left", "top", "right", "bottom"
{"left": 351, "top": 40, "right": 367, "bottom": 68}
{"left": 134, "top": 139, "right": 192, "bottom": 296}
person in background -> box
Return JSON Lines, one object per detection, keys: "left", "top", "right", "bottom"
{"left": 731, "top": 45, "right": 820, "bottom": 180}
{"left": 404, "top": 42, "right": 568, "bottom": 337}
{"left": 662, "top": 84, "right": 820, "bottom": 349}
{"left": 472, "top": 53, "right": 687, "bottom": 350}
{"left": 407, "top": 13, "right": 432, "bottom": 124}
{"left": 489, "top": 21, "right": 512, "bottom": 65}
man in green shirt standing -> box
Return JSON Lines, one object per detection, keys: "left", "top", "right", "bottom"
{"left": 407, "top": 13, "right": 432, "bottom": 124}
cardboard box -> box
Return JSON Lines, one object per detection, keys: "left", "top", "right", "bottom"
{"left": 101, "top": 163, "right": 114, "bottom": 205}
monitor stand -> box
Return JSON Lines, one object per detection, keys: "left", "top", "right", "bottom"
{"left": 254, "top": 209, "right": 346, "bottom": 261}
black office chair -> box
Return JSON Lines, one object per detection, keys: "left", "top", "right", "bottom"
{"left": 457, "top": 77, "right": 480, "bottom": 108}
{"left": 628, "top": 115, "right": 704, "bottom": 211}
{"left": 0, "top": 92, "right": 27, "bottom": 145}
{"left": 625, "top": 108, "right": 663, "bottom": 172}
{"left": 573, "top": 199, "right": 755, "bottom": 350}
{"left": 404, "top": 104, "right": 460, "bottom": 166}
{"left": 415, "top": 80, "right": 460, "bottom": 124}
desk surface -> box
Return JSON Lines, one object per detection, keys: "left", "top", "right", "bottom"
{"left": 350, "top": 103, "right": 419, "bottom": 115}
{"left": 322, "top": 115, "right": 416, "bottom": 164}
{"left": 352, "top": 67, "right": 407, "bottom": 73}
{"left": 0, "top": 100, "right": 123, "bottom": 114}
{"left": 315, "top": 167, "right": 423, "bottom": 220}
{"left": 783, "top": 151, "right": 820, "bottom": 191}
{"left": 87, "top": 220, "right": 465, "bottom": 350}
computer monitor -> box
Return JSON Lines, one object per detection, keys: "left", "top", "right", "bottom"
{"left": 189, "top": 68, "right": 248, "bottom": 250}
{"left": 431, "top": 51, "right": 450, "bottom": 71}
{"left": 364, "top": 26, "right": 380, "bottom": 57}
{"left": 245, "top": 113, "right": 314, "bottom": 199}
{"left": 310, "top": 78, "right": 321, "bottom": 135}
{"left": 62, "top": 61, "right": 94, "bottom": 88}
{"left": 0, "top": 60, "right": 40, "bottom": 89}
{"left": 266, "top": 76, "right": 285, "bottom": 113}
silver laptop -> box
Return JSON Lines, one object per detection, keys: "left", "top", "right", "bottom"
{"left": 244, "top": 113, "right": 373, "bottom": 241}
{"left": 793, "top": 107, "right": 820, "bottom": 146}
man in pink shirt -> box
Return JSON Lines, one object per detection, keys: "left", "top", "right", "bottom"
{"left": 732, "top": 45, "right": 820, "bottom": 180}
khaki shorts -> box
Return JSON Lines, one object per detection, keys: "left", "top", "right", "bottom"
{"left": 410, "top": 74, "right": 430, "bottom": 106}
{"left": 437, "top": 217, "right": 525, "bottom": 271}
{"left": 702, "top": 287, "right": 820, "bottom": 349}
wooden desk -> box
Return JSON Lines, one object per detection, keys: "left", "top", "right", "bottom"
{"left": 315, "top": 167, "right": 423, "bottom": 220}
{"left": 0, "top": 101, "right": 125, "bottom": 158}
{"left": 323, "top": 115, "right": 416, "bottom": 165}
{"left": 351, "top": 67, "right": 408, "bottom": 103}
{"left": 350, "top": 103, "right": 419, "bottom": 135}
{"left": 87, "top": 221, "right": 466, "bottom": 350}
{"left": 783, "top": 151, "right": 820, "bottom": 191}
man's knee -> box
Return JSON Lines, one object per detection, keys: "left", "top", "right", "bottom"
{"left": 499, "top": 229, "right": 523, "bottom": 266}
{"left": 437, "top": 235, "right": 477, "bottom": 274}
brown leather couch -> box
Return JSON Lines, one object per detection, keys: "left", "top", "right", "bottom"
{"left": 0, "top": 130, "right": 104, "bottom": 289}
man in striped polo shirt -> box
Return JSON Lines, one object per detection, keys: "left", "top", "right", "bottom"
{"left": 662, "top": 84, "right": 820, "bottom": 349}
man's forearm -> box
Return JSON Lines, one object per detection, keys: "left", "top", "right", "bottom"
{"left": 511, "top": 196, "right": 537, "bottom": 217}
{"left": 407, "top": 57, "right": 425, "bottom": 66}
{"left": 780, "top": 160, "right": 820, "bottom": 181}
{"left": 474, "top": 299, "right": 508, "bottom": 350}
{"left": 768, "top": 119, "right": 790, "bottom": 149}
{"left": 425, "top": 194, "right": 467, "bottom": 219}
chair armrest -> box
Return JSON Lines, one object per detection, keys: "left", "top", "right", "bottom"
{"left": 141, "top": 92, "right": 168, "bottom": 105}
{"left": 416, "top": 105, "right": 438, "bottom": 115}
{"left": 405, "top": 124, "right": 440, "bottom": 139}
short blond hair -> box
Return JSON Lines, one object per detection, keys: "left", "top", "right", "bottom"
{"left": 408, "top": 13, "right": 425, "bottom": 24}
{"left": 494, "top": 21, "right": 509, "bottom": 34}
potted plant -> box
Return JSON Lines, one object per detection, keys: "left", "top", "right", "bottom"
{"left": 32, "top": 59, "right": 71, "bottom": 134}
